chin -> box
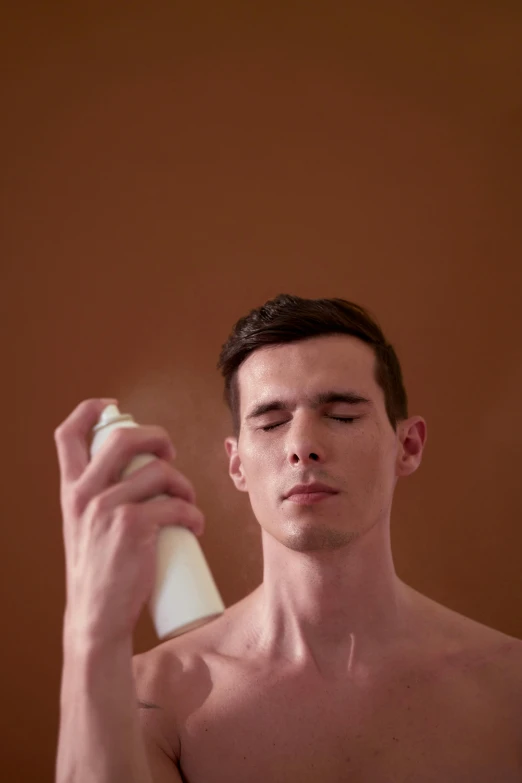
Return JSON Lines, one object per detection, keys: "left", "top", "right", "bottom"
{"left": 280, "top": 523, "right": 358, "bottom": 552}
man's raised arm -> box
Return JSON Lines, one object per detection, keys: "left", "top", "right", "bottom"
{"left": 54, "top": 399, "right": 204, "bottom": 782}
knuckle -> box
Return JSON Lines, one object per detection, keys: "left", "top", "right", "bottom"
{"left": 185, "top": 502, "right": 205, "bottom": 534}
{"left": 154, "top": 426, "right": 176, "bottom": 456}
{"left": 68, "top": 482, "right": 89, "bottom": 516}
{"left": 107, "top": 428, "right": 130, "bottom": 448}
{"left": 145, "top": 457, "right": 178, "bottom": 493}
{"left": 56, "top": 399, "right": 97, "bottom": 433}
{"left": 87, "top": 492, "right": 112, "bottom": 518}
{"left": 100, "top": 423, "right": 177, "bottom": 461}
{"left": 169, "top": 471, "right": 196, "bottom": 505}
{"left": 157, "top": 459, "right": 173, "bottom": 482}
{"left": 54, "top": 421, "right": 71, "bottom": 444}
{"left": 113, "top": 503, "right": 138, "bottom": 527}
{"left": 84, "top": 398, "right": 106, "bottom": 413}
{"left": 188, "top": 478, "right": 197, "bottom": 500}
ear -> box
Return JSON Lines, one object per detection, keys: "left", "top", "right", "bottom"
{"left": 224, "top": 436, "right": 248, "bottom": 492}
{"left": 396, "top": 416, "right": 427, "bottom": 478}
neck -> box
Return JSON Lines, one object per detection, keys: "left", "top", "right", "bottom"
{"left": 248, "top": 520, "right": 413, "bottom": 680}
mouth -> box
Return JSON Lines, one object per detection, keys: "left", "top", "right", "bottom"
{"left": 284, "top": 481, "right": 337, "bottom": 497}
{"left": 286, "top": 491, "right": 336, "bottom": 505}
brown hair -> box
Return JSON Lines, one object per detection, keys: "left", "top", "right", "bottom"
{"left": 216, "top": 293, "right": 408, "bottom": 439}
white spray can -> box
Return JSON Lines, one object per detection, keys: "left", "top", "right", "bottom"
{"left": 90, "top": 404, "right": 225, "bottom": 640}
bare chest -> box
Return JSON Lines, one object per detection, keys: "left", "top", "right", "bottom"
{"left": 175, "top": 658, "right": 522, "bottom": 783}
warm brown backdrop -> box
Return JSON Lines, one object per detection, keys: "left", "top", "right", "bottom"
{"left": 1, "top": 2, "right": 521, "bottom": 780}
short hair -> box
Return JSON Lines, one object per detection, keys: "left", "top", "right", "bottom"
{"left": 217, "top": 293, "right": 408, "bottom": 439}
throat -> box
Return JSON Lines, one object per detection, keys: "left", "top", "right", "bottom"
{"left": 239, "top": 579, "right": 419, "bottom": 682}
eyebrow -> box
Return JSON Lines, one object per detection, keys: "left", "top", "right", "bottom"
{"left": 245, "top": 390, "right": 373, "bottom": 422}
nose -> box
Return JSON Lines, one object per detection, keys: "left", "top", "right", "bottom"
{"left": 289, "top": 450, "right": 320, "bottom": 464}
{"left": 285, "top": 415, "right": 325, "bottom": 465}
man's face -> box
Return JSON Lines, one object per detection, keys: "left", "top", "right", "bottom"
{"left": 225, "top": 334, "right": 420, "bottom": 552}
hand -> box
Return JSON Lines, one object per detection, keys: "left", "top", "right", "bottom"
{"left": 54, "top": 398, "right": 205, "bottom": 649}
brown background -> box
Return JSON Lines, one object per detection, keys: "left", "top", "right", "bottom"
{"left": 1, "top": 2, "right": 521, "bottom": 780}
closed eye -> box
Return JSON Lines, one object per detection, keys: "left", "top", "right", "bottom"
{"left": 261, "top": 417, "right": 358, "bottom": 432}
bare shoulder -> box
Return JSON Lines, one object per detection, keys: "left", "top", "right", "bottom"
{"left": 461, "top": 622, "right": 522, "bottom": 740}
{"left": 131, "top": 610, "right": 236, "bottom": 761}
{"left": 475, "top": 625, "right": 522, "bottom": 706}
{"left": 469, "top": 622, "right": 522, "bottom": 698}
{"left": 409, "top": 585, "right": 522, "bottom": 713}
{"left": 132, "top": 590, "right": 258, "bottom": 699}
{"left": 132, "top": 633, "right": 200, "bottom": 762}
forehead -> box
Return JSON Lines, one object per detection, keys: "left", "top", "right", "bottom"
{"left": 238, "top": 335, "right": 380, "bottom": 413}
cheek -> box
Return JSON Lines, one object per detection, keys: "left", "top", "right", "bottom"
{"left": 342, "top": 435, "right": 391, "bottom": 488}
{"left": 341, "top": 429, "right": 381, "bottom": 467}
{"left": 352, "top": 441, "right": 395, "bottom": 502}
{"left": 241, "top": 438, "right": 279, "bottom": 475}
{"left": 240, "top": 436, "right": 265, "bottom": 463}
{"left": 242, "top": 447, "right": 285, "bottom": 507}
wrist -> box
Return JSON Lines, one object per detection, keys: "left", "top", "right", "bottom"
{"left": 62, "top": 621, "right": 133, "bottom": 662}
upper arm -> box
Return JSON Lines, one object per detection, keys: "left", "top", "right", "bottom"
{"left": 132, "top": 651, "right": 184, "bottom": 783}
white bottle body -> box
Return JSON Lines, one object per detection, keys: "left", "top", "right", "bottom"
{"left": 90, "top": 405, "right": 225, "bottom": 640}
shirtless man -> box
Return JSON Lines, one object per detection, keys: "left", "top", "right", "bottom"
{"left": 55, "top": 294, "right": 522, "bottom": 782}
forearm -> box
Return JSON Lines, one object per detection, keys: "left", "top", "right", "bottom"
{"left": 56, "top": 634, "right": 152, "bottom": 783}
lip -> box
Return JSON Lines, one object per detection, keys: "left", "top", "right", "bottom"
{"left": 284, "top": 482, "right": 338, "bottom": 499}
{"left": 286, "top": 491, "right": 336, "bottom": 505}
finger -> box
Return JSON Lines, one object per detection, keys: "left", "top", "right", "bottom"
{"left": 54, "top": 398, "right": 118, "bottom": 483}
{"left": 121, "top": 457, "right": 196, "bottom": 505}
{"left": 79, "top": 425, "right": 179, "bottom": 501}
{"left": 113, "top": 497, "right": 205, "bottom": 538}
{"left": 87, "top": 424, "right": 176, "bottom": 478}
{"left": 85, "top": 455, "right": 197, "bottom": 509}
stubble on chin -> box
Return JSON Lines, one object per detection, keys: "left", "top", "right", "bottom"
{"left": 280, "top": 522, "right": 359, "bottom": 552}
